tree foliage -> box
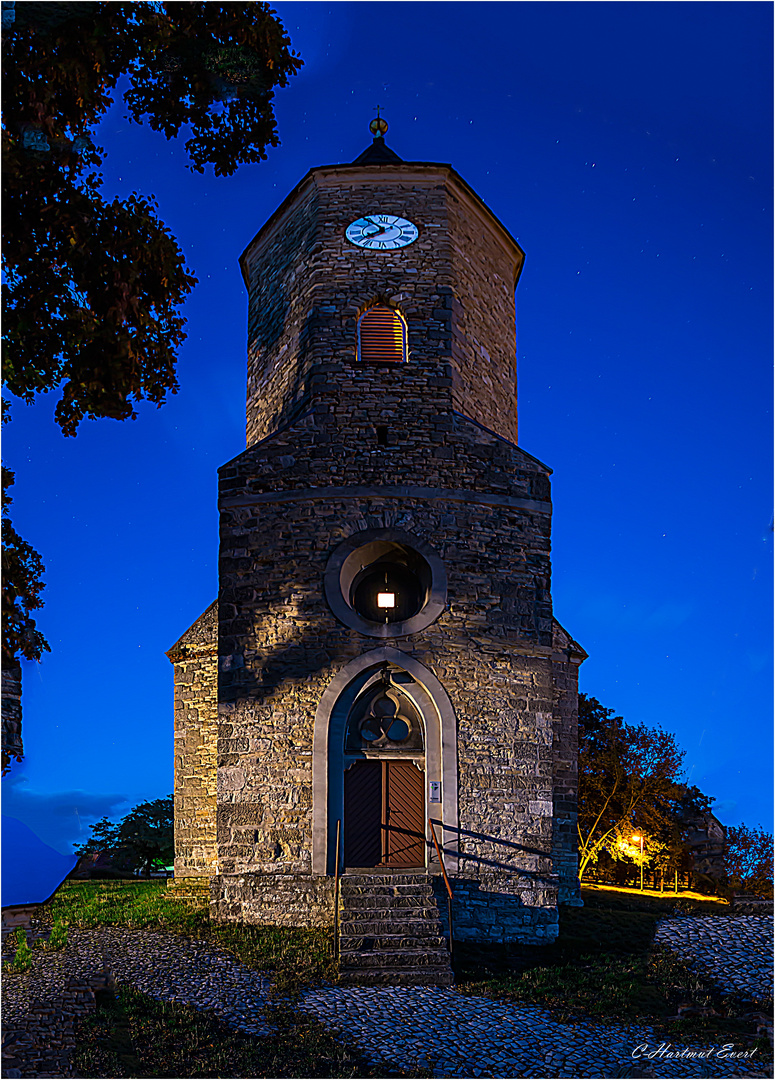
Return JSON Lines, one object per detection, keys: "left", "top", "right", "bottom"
{"left": 1, "top": 2, "right": 301, "bottom": 671}
{"left": 725, "top": 823, "right": 774, "bottom": 896}
{"left": 75, "top": 814, "right": 123, "bottom": 853}
{"left": 576, "top": 693, "right": 709, "bottom": 879}
{"left": 2, "top": 1, "right": 302, "bottom": 435}
{"left": 75, "top": 794, "right": 174, "bottom": 877}
{"left": 1, "top": 466, "right": 50, "bottom": 662}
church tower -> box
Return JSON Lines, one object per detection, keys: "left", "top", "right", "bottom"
{"left": 168, "top": 119, "right": 585, "bottom": 954}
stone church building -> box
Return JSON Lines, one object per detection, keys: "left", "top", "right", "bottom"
{"left": 168, "top": 119, "right": 585, "bottom": 976}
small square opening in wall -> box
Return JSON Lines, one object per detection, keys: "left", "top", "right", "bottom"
{"left": 376, "top": 425, "right": 388, "bottom": 445}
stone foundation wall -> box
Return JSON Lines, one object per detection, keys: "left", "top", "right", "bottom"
{"left": 210, "top": 872, "right": 336, "bottom": 928}
{"left": 433, "top": 874, "right": 560, "bottom": 944}
{"left": 453, "top": 876, "right": 561, "bottom": 946}
{"left": 210, "top": 870, "right": 557, "bottom": 943}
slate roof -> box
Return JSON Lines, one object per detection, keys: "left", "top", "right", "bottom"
{"left": 351, "top": 135, "right": 403, "bottom": 165}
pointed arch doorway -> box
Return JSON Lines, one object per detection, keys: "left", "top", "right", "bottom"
{"left": 312, "top": 647, "right": 458, "bottom": 878}
{"left": 343, "top": 668, "right": 426, "bottom": 869}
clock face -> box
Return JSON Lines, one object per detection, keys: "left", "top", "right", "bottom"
{"left": 345, "top": 214, "right": 418, "bottom": 251}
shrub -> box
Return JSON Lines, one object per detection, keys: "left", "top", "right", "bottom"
{"left": 38, "top": 918, "right": 69, "bottom": 951}
{"left": 8, "top": 927, "right": 33, "bottom": 972}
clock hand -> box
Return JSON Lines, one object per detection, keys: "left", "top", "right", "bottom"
{"left": 366, "top": 217, "right": 393, "bottom": 233}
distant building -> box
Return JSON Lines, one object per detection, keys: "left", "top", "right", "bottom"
{"left": 684, "top": 810, "right": 727, "bottom": 880}
{"left": 168, "top": 120, "right": 586, "bottom": 964}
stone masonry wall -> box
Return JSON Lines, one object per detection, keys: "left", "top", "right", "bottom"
{"left": 241, "top": 165, "right": 522, "bottom": 447}
{"left": 448, "top": 877, "right": 560, "bottom": 944}
{"left": 244, "top": 178, "right": 320, "bottom": 446}
{"left": 210, "top": 872, "right": 335, "bottom": 928}
{"left": 447, "top": 184, "right": 519, "bottom": 442}
{"left": 167, "top": 602, "right": 219, "bottom": 878}
{"left": 551, "top": 620, "right": 585, "bottom": 905}
{"left": 219, "top": 411, "right": 553, "bottom": 661}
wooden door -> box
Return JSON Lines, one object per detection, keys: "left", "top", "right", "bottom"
{"left": 343, "top": 760, "right": 382, "bottom": 868}
{"left": 384, "top": 760, "right": 425, "bottom": 868}
{"left": 344, "top": 760, "right": 425, "bottom": 869}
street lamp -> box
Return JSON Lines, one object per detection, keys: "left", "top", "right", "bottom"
{"left": 632, "top": 834, "right": 644, "bottom": 891}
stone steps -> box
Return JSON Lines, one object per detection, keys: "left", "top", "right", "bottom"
{"left": 341, "top": 924, "right": 442, "bottom": 941}
{"left": 337, "top": 872, "right": 453, "bottom": 987}
{"left": 341, "top": 898, "right": 442, "bottom": 915}
{"left": 341, "top": 873, "right": 431, "bottom": 886}
{"left": 341, "top": 894, "right": 436, "bottom": 909}
{"left": 337, "top": 967, "right": 453, "bottom": 987}
{"left": 340, "top": 933, "right": 447, "bottom": 951}
{"left": 340, "top": 881, "right": 436, "bottom": 895}
{"left": 340, "top": 947, "right": 450, "bottom": 969}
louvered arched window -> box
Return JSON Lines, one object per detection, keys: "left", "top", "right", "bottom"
{"left": 357, "top": 306, "right": 407, "bottom": 363}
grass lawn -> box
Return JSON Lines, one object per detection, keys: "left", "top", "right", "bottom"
{"left": 41, "top": 879, "right": 336, "bottom": 993}
{"left": 584, "top": 882, "right": 731, "bottom": 904}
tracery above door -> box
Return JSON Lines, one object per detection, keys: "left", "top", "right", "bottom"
{"left": 344, "top": 668, "right": 424, "bottom": 755}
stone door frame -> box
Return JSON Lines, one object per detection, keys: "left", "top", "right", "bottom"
{"left": 312, "top": 647, "right": 458, "bottom": 876}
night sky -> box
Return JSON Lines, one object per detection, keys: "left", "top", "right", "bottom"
{"left": 3, "top": 2, "right": 772, "bottom": 856}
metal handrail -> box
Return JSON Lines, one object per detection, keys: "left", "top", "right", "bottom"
{"left": 428, "top": 818, "right": 453, "bottom": 964}
{"left": 333, "top": 819, "right": 341, "bottom": 959}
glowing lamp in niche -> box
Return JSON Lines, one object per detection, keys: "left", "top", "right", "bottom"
{"left": 351, "top": 562, "right": 423, "bottom": 624}
{"left": 324, "top": 529, "right": 447, "bottom": 638}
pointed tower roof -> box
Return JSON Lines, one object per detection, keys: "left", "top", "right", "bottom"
{"left": 351, "top": 113, "right": 403, "bottom": 165}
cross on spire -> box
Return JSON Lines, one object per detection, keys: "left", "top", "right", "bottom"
{"left": 369, "top": 108, "right": 388, "bottom": 139}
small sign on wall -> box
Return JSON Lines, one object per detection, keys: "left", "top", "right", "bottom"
{"left": 429, "top": 781, "right": 442, "bottom": 803}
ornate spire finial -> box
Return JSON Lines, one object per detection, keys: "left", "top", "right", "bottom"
{"left": 369, "top": 107, "right": 388, "bottom": 139}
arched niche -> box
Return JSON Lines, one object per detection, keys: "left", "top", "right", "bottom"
{"left": 323, "top": 528, "right": 447, "bottom": 639}
{"left": 312, "top": 647, "right": 458, "bottom": 876}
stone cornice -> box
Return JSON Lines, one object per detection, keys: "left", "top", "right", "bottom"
{"left": 219, "top": 484, "right": 551, "bottom": 516}
{"left": 166, "top": 644, "right": 219, "bottom": 664}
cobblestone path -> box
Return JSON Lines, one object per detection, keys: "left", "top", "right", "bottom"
{"left": 654, "top": 915, "right": 773, "bottom": 1001}
{"left": 298, "top": 983, "right": 768, "bottom": 1079}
